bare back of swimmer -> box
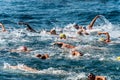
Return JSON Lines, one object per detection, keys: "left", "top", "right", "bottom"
{"left": 4, "top": 63, "right": 39, "bottom": 73}
{"left": 10, "top": 46, "right": 32, "bottom": 53}
{"left": 53, "top": 42, "right": 83, "bottom": 56}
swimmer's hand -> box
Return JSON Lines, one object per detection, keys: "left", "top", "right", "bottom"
{"left": 9, "top": 49, "right": 32, "bottom": 53}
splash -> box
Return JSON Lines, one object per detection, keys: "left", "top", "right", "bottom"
{"left": 66, "top": 73, "right": 86, "bottom": 80}
{"left": 3, "top": 63, "right": 71, "bottom": 75}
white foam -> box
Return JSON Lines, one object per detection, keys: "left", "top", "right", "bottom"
{"left": 38, "top": 67, "right": 70, "bottom": 75}
{"left": 66, "top": 73, "right": 86, "bottom": 80}
{"left": 3, "top": 63, "right": 71, "bottom": 75}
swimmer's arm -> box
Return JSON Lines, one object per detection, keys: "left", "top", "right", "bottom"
{"left": 63, "top": 44, "right": 75, "bottom": 49}
{"left": 98, "top": 32, "right": 111, "bottom": 42}
{"left": 18, "top": 22, "right": 37, "bottom": 32}
{"left": 77, "top": 29, "right": 83, "bottom": 35}
{"left": 23, "top": 65, "right": 38, "bottom": 72}
{"left": 9, "top": 49, "right": 20, "bottom": 52}
{"left": 9, "top": 66, "right": 18, "bottom": 69}
{"left": 88, "top": 15, "right": 100, "bottom": 30}
{"left": 98, "top": 32, "right": 108, "bottom": 35}
{"left": 0, "top": 23, "right": 7, "bottom": 32}
{"left": 25, "top": 24, "right": 37, "bottom": 32}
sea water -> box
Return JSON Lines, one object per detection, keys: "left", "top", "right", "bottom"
{"left": 0, "top": 0, "right": 120, "bottom": 80}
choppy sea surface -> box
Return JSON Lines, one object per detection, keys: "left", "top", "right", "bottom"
{"left": 0, "top": 0, "right": 120, "bottom": 80}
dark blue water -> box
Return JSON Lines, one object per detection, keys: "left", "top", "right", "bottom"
{"left": 0, "top": 0, "right": 120, "bottom": 80}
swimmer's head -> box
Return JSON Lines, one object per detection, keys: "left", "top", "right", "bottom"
{"left": 88, "top": 73, "right": 95, "bottom": 80}
{"left": 36, "top": 54, "right": 42, "bottom": 58}
{"left": 41, "top": 54, "right": 49, "bottom": 59}
{"left": 19, "top": 46, "right": 28, "bottom": 51}
{"left": 50, "top": 29, "right": 56, "bottom": 35}
{"left": 83, "top": 27, "right": 86, "bottom": 30}
{"left": 59, "top": 33, "right": 66, "bottom": 39}
{"left": 99, "top": 38, "right": 105, "bottom": 42}
{"left": 73, "top": 24, "right": 79, "bottom": 30}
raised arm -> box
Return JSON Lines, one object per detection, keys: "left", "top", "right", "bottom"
{"left": 98, "top": 32, "right": 111, "bottom": 43}
{"left": 0, "top": 23, "right": 7, "bottom": 32}
{"left": 18, "top": 22, "right": 37, "bottom": 32}
{"left": 88, "top": 15, "right": 100, "bottom": 30}
{"left": 105, "top": 32, "right": 110, "bottom": 42}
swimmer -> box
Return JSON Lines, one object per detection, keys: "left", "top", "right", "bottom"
{"left": 18, "top": 21, "right": 57, "bottom": 35}
{"left": 74, "top": 15, "right": 100, "bottom": 35}
{"left": 4, "top": 63, "right": 39, "bottom": 73}
{"left": 46, "top": 29, "right": 57, "bottom": 35}
{"left": 73, "top": 24, "right": 80, "bottom": 30}
{"left": 10, "top": 46, "right": 32, "bottom": 53}
{"left": 53, "top": 42, "right": 83, "bottom": 56}
{"left": 59, "top": 33, "right": 77, "bottom": 39}
{"left": 53, "top": 42, "right": 75, "bottom": 49}
{"left": 18, "top": 22, "right": 37, "bottom": 32}
{"left": 71, "top": 50, "right": 83, "bottom": 56}
{"left": 59, "top": 33, "right": 66, "bottom": 39}
{"left": 88, "top": 73, "right": 106, "bottom": 80}
{"left": 77, "top": 26, "right": 89, "bottom": 35}
{"left": 0, "top": 23, "right": 7, "bottom": 32}
{"left": 98, "top": 32, "right": 111, "bottom": 43}
{"left": 73, "top": 24, "right": 89, "bottom": 35}
{"left": 36, "top": 54, "right": 49, "bottom": 59}
{"left": 73, "top": 15, "right": 100, "bottom": 30}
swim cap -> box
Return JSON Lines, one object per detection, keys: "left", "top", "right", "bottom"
{"left": 59, "top": 33, "right": 66, "bottom": 39}
{"left": 99, "top": 38, "right": 105, "bottom": 41}
{"left": 117, "top": 56, "right": 120, "bottom": 61}
{"left": 73, "top": 24, "right": 79, "bottom": 30}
